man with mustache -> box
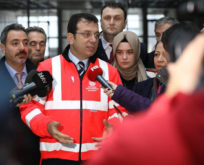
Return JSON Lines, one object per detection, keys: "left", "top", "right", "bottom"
{"left": 0, "top": 23, "right": 40, "bottom": 165}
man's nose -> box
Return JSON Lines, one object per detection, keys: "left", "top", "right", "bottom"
{"left": 110, "top": 17, "right": 114, "bottom": 24}
{"left": 36, "top": 44, "right": 40, "bottom": 50}
{"left": 90, "top": 34, "right": 98, "bottom": 43}
{"left": 19, "top": 42, "right": 26, "bottom": 49}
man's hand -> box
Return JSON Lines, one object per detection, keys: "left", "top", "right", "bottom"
{"left": 48, "top": 121, "right": 74, "bottom": 144}
{"left": 92, "top": 119, "right": 113, "bottom": 148}
{"left": 16, "top": 94, "right": 34, "bottom": 107}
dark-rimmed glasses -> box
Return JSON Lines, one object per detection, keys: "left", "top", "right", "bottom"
{"left": 75, "top": 31, "right": 100, "bottom": 39}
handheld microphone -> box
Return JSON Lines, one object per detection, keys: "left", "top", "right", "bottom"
{"left": 87, "top": 65, "right": 113, "bottom": 90}
{"left": 9, "top": 70, "right": 53, "bottom": 105}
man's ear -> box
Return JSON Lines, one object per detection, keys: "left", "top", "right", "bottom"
{"left": 0, "top": 43, "right": 5, "bottom": 55}
{"left": 67, "top": 33, "right": 74, "bottom": 45}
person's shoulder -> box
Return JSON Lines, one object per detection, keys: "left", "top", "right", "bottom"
{"left": 37, "top": 55, "right": 62, "bottom": 71}
{"left": 97, "top": 58, "right": 117, "bottom": 71}
{"left": 40, "top": 54, "right": 62, "bottom": 64}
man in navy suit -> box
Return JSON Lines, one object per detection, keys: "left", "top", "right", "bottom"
{"left": 0, "top": 23, "right": 40, "bottom": 165}
{"left": 96, "top": 2, "right": 149, "bottom": 66}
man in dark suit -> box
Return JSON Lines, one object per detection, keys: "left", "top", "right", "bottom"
{"left": 0, "top": 23, "right": 40, "bottom": 165}
{"left": 96, "top": 2, "right": 149, "bottom": 67}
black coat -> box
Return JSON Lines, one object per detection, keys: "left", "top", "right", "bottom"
{"left": 0, "top": 57, "right": 40, "bottom": 165}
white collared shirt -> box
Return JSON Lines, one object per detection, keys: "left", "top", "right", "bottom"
{"left": 100, "top": 35, "right": 112, "bottom": 60}
{"left": 68, "top": 50, "right": 89, "bottom": 71}
{"left": 4, "top": 61, "right": 28, "bottom": 86}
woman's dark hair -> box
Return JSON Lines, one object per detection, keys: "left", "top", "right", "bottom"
{"left": 162, "top": 23, "right": 200, "bottom": 62}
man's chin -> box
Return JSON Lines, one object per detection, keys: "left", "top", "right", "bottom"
{"left": 106, "top": 31, "right": 119, "bottom": 36}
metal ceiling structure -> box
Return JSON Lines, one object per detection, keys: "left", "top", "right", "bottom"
{"left": 0, "top": 0, "right": 188, "bottom": 10}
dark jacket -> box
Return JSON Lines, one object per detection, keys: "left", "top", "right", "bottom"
{"left": 112, "top": 77, "right": 166, "bottom": 113}
{"left": 0, "top": 57, "right": 40, "bottom": 165}
{"left": 134, "top": 78, "right": 166, "bottom": 101}
{"left": 112, "top": 85, "right": 151, "bottom": 113}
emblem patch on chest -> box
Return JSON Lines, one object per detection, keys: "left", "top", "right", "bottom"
{"left": 86, "top": 81, "right": 99, "bottom": 92}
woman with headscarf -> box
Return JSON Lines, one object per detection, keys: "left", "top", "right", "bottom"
{"left": 113, "top": 31, "right": 147, "bottom": 91}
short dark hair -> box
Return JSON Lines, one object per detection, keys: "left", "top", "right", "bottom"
{"left": 67, "top": 13, "right": 98, "bottom": 34}
{"left": 0, "top": 23, "right": 26, "bottom": 45}
{"left": 26, "top": 26, "right": 47, "bottom": 41}
{"left": 101, "top": 2, "right": 127, "bottom": 20}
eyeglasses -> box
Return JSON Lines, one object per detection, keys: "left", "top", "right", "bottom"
{"left": 75, "top": 31, "right": 100, "bottom": 39}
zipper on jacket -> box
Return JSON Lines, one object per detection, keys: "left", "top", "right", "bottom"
{"left": 78, "top": 76, "right": 83, "bottom": 161}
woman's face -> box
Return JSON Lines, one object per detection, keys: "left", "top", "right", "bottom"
{"left": 115, "top": 42, "right": 135, "bottom": 69}
{"left": 154, "top": 42, "right": 170, "bottom": 70}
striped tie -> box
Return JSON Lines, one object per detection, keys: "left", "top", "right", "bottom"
{"left": 78, "top": 61, "right": 85, "bottom": 77}
{"left": 16, "top": 72, "right": 24, "bottom": 89}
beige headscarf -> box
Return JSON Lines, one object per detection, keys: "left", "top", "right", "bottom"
{"left": 113, "top": 31, "right": 147, "bottom": 82}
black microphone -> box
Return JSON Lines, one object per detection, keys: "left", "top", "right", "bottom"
{"left": 87, "top": 65, "right": 113, "bottom": 90}
{"left": 9, "top": 70, "right": 53, "bottom": 105}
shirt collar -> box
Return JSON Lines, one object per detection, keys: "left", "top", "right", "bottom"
{"left": 4, "top": 61, "right": 27, "bottom": 84}
{"left": 68, "top": 50, "right": 89, "bottom": 71}
{"left": 100, "top": 34, "right": 111, "bottom": 50}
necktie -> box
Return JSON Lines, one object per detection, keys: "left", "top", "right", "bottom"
{"left": 78, "top": 61, "right": 85, "bottom": 77}
{"left": 109, "top": 44, "right": 114, "bottom": 64}
{"left": 16, "top": 72, "right": 24, "bottom": 89}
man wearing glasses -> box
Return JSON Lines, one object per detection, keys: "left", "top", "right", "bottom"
{"left": 19, "top": 13, "right": 127, "bottom": 165}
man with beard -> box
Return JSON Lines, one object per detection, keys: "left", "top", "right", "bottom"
{"left": 26, "top": 26, "right": 47, "bottom": 68}
{"left": 0, "top": 23, "right": 40, "bottom": 165}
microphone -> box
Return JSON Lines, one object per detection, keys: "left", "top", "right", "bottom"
{"left": 9, "top": 70, "right": 53, "bottom": 105}
{"left": 87, "top": 65, "right": 113, "bottom": 90}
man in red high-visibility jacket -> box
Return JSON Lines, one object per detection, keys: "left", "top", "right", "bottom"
{"left": 20, "top": 13, "right": 127, "bottom": 165}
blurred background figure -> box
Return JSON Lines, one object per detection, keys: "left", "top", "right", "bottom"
{"left": 96, "top": 2, "right": 149, "bottom": 67}
{"left": 26, "top": 26, "right": 47, "bottom": 68}
{"left": 96, "top": 2, "right": 127, "bottom": 63}
{"left": 155, "top": 17, "right": 178, "bottom": 42}
{"left": 113, "top": 31, "right": 147, "bottom": 91}
{"left": 146, "top": 17, "right": 178, "bottom": 71}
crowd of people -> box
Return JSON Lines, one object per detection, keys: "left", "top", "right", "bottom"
{"left": 0, "top": 1, "right": 203, "bottom": 165}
